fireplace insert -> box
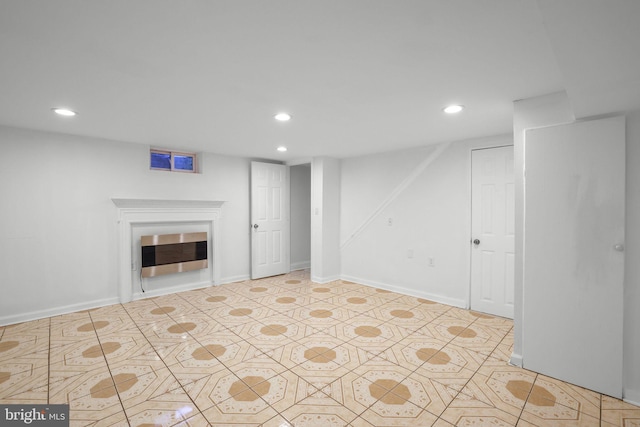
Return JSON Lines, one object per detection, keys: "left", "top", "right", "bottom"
{"left": 141, "top": 232, "right": 208, "bottom": 277}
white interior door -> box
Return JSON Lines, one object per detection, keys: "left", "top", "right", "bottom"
{"left": 470, "top": 146, "right": 515, "bottom": 319}
{"left": 523, "top": 116, "right": 625, "bottom": 398}
{"left": 251, "top": 161, "right": 290, "bottom": 279}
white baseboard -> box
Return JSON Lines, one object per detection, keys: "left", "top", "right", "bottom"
{"left": 509, "top": 353, "right": 523, "bottom": 367}
{"left": 0, "top": 297, "right": 120, "bottom": 326}
{"left": 311, "top": 274, "right": 341, "bottom": 284}
{"left": 218, "top": 274, "right": 251, "bottom": 285}
{"left": 133, "top": 280, "right": 215, "bottom": 300}
{"left": 0, "top": 275, "right": 251, "bottom": 326}
{"left": 340, "top": 274, "right": 467, "bottom": 309}
{"left": 623, "top": 388, "right": 640, "bottom": 407}
{"left": 291, "top": 261, "right": 310, "bottom": 271}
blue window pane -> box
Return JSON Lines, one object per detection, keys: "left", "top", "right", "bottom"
{"left": 151, "top": 152, "right": 171, "bottom": 169}
{"left": 174, "top": 155, "right": 194, "bottom": 171}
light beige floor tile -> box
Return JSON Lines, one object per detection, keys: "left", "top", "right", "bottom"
{"left": 67, "top": 385, "right": 126, "bottom": 425}
{"left": 432, "top": 418, "right": 456, "bottom": 427}
{"left": 491, "top": 341, "right": 515, "bottom": 363}
{"left": 241, "top": 322, "right": 296, "bottom": 350}
{"left": 282, "top": 337, "right": 357, "bottom": 368}
{"left": 436, "top": 341, "right": 491, "bottom": 372}
{"left": 375, "top": 303, "right": 433, "bottom": 332}
{"left": 256, "top": 293, "right": 307, "bottom": 310}
{"left": 49, "top": 365, "right": 114, "bottom": 404}
{"left": 524, "top": 374, "right": 601, "bottom": 420}
{"left": 2, "top": 318, "right": 50, "bottom": 337}
{"left": 411, "top": 353, "right": 477, "bottom": 388}
{"left": 456, "top": 370, "right": 531, "bottom": 417}
{"left": 341, "top": 361, "right": 417, "bottom": 417}
{"left": 90, "top": 408, "right": 129, "bottom": 426}
{"left": 187, "top": 338, "right": 252, "bottom": 369}
{"left": 601, "top": 405, "right": 640, "bottom": 427}
{"left": 419, "top": 318, "right": 475, "bottom": 342}
{"left": 332, "top": 294, "right": 386, "bottom": 315}
{"left": 347, "top": 416, "right": 376, "bottom": 426}
{"left": 295, "top": 375, "right": 345, "bottom": 405}
{"left": 201, "top": 401, "right": 277, "bottom": 426}
{"left": 168, "top": 364, "right": 229, "bottom": 405}
{"left": 106, "top": 346, "right": 168, "bottom": 373}
{"left": 445, "top": 307, "right": 488, "bottom": 323}
{"left": 390, "top": 335, "right": 450, "bottom": 369}
{"left": 49, "top": 340, "right": 109, "bottom": 372}
{"left": 476, "top": 355, "right": 538, "bottom": 388}
{"left": 124, "top": 387, "right": 201, "bottom": 427}
{"left": 359, "top": 404, "right": 439, "bottom": 427}
{"left": 337, "top": 318, "right": 402, "bottom": 346}
{"left": 166, "top": 312, "right": 226, "bottom": 337}
{"left": 173, "top": 412, "right": 212, "bottom": 427}
{"left": 353, "top": 344, "right": 399, "bottom": 366}
{"left": 261, "top": 415, "right": 294, "bottom": 427}
{"left": 602, "top": 394, "right": 640, "bottom": 410}
{"left": 146, "top": 336, "right": 203, "bottom": 366}
{"left": 0, "top": 333, "right": 49, "bottom": 362}
{"left": 519, "top": 399, "right": 601, "bottom": 426}
{"left": 247, "top": 368, "right": 300, "bottom": 413}
{"left": 386, "top": 369, "right": 455, "bottom": 418}
{"left": 439, "top": 392, "right": 519, "bottom": 427}
{"left": 181, "top": 319, "right": 230, "bottom": 342}
{"left": 274, "top": 394, "right": 359, "bottom": 426}
{"left": 0, "top": 363, "right": 48, "bottom": 403}
{"left": 114, "top": 367, "right": 183, "bottom": 410}
{"left": 50, "top": 318, "right": 103, "bottom": 340}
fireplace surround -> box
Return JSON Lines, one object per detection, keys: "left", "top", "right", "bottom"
{"left": 112, "top": 199, "right": 224, "bottom": 302}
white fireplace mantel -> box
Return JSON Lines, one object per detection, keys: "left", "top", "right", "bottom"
{"left": 112, "top": 198, "right": 225, "bottom": 303}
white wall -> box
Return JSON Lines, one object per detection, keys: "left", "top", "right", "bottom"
{"left": 624, "top": 109, "right": 640, "bottom": 404}
{"left": 512, "top": 91, "right": 575, "bottom": 366}
{"left": 340, "top": 135, "right": 512, "bottom": 306}
{"left": 0, "top": 126, "right": 251, "bottom": 325}
{"left": 310, "top": 157, "right": 341, "bottom": 283}
{"left": 290, "top": 164, "right": 311, "bottom": 270}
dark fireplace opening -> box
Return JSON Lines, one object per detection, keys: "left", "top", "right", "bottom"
{"left": 141, "top": 232, "right": 208, "bottom": 277}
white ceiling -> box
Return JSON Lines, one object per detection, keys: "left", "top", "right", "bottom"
{"left": 1, "top": 0, "right": 639, "bottom": 161}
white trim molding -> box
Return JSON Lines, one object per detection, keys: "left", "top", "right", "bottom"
{"left": 340, "top": 274, "right": 467, "bottom": 309}
{"left": 112, "top": 198, "right": 224, "bottom": 303}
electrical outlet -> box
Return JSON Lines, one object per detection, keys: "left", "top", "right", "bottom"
{"left": 387, "top": 217, "right": 392, "bottom": 226}
{"left": 428, "top": 257, "right": 435, "bottom": 267}
{"left": 407, "top": 249, "right": 414, "bottom": 259}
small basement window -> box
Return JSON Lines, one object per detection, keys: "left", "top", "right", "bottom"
{"left": 150, "top": 149, "right": 197, "bottom": 173}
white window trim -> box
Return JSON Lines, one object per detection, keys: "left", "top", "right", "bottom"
{"left": 150, "top": 149, "right": 197, "bottom": 173}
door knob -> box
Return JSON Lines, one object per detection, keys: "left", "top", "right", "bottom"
{"left": 614, "top": 243, "right": 624, "bottom": 252}
{"left": 473, "top": 239, "right": 480, "bottom": 245}
{"left": 253, "top": 224, "right": 259, "bottom": 229}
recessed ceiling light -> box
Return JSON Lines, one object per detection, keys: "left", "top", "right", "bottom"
{"left": 274, "top": 112, "right": 291, "bottom": 121}
{"left": 443, "top": 105, "right": 464, "bottom": 114}
{"left": 52, "top": 107, "right": 77, "bottom": 116}
{"left": 277, "top": 146, "right": 288, "bottom": 152}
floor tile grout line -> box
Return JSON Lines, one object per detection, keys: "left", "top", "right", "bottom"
{"left": 514, "top": 372, "right": 538, "bottom": 425}
{"left": 46, "top": 316, "right": 51, "bottom": 405}
{"left": 87, "top": 307, "right": 132, "bottom": 427}
{"left": 103, "top": 302, "right": 199, "bottom": 423}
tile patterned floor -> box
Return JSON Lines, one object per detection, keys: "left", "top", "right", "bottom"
{"left": 1, "top": 270, "right": 639, "bottom": 426}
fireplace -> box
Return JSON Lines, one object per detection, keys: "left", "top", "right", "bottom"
{"left": 141, "top": 232, "right": 208, "bottom": 277}
{"left": 112, "top": 198, "right": 224, "bottom": 302}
